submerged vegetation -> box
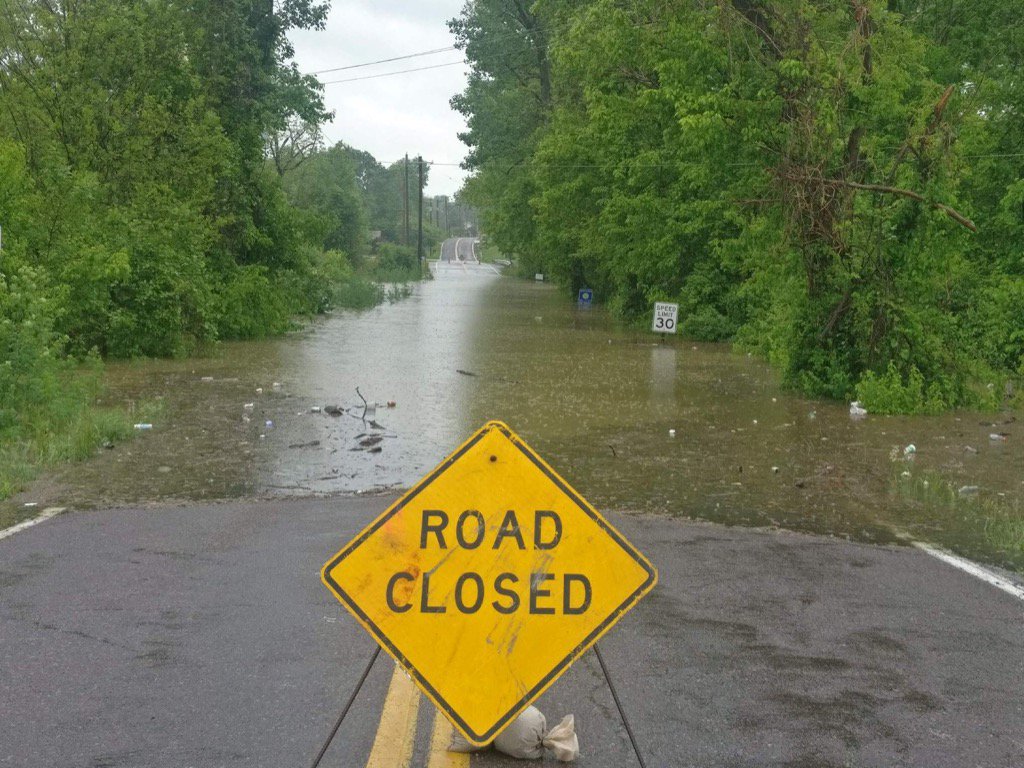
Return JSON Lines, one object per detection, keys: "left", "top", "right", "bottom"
{"left": 452, "top": 0, "right": 1024, "bottom": 413}
{"left": 0, "top": 1, "right": 445, "bottom": 500}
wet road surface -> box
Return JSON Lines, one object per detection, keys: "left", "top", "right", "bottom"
{"left": 6, "top": 243, "right": 1020, "bottom": 570}
{"left": 1, "top": 496, "right": 1022, "bottom": 768}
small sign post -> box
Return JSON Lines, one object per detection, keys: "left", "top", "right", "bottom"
{"left": 652, "top": 302, "right": 679, "bottom": 334}
{"left": 321, "top": 421, "right": 657, "bottom": 747}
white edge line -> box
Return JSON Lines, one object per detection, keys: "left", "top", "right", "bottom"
{"left": 912, "top": 541, "right": 1024, "bottom": 602}
{"left": 0, "top": 507, "right": 67, "bottom": 542}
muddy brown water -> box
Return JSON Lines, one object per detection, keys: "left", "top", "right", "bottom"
{"left": 8, "top": 260, "right": 1022, "bottom": 570}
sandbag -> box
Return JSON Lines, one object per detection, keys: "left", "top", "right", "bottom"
{"left": 493, "top": 706, "right": 580, "bottom": 762}
{"left": 494, "top": 706, "right": 547, "bottom": 759}
{"left": 543, "top": 715, "right": 580, "bottom": 762}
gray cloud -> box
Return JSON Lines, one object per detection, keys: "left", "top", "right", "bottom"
{"left": 290, "top": 0, "right": 470, "bottom": 196}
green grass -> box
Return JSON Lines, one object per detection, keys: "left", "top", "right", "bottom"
{"left": 477, "top": 243, "right": 504, "bottom": 264}
{"left": 893, "top": 467, "right": 1024, "bottom": 570}
{"left": 0, "top": 371, "right": 164, "bottom": 507}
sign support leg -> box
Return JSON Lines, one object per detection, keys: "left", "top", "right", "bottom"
{"left": 594, "top": 643, "right": 649, "bottom": 768}
{"left": 309, "top": 645, "right": 382, "bottom": 768}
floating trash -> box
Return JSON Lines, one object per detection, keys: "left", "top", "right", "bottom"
{"left": 849, "top": 401, "right": 868, "bottom": 418}
{"left": 133, "top": 423, "right": 153, "bottom": 431}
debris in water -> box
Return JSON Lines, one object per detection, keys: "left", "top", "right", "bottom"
{"left": 964, "top": 445, "right": 979, "bottom": 454}
{"left": 134, "top": 423, "right": 153, "bottom": 431}
{"left": 669, "top": 429, "right": 676, "bottom": 437}
{"left": 272, "top": 382, "right": 282, "bottom": 391}
{"left": 255, "top": 387, "right": 263, "bottom": 395}
{"left": 243, "top": 403, "right": 255, "bottom": 412}
{"left": 387, "top": 400, "right": 397, "bottom": 408}
{"left": 849, "top": 401, "right": 868, "bottom": 418}
{"left": 310, "top": 406, "right": 322, "bottom": 413}
{"left": 958, "top": 485, "right": 980, "bottom": 497}
{"left": 200, "top": 376, "right": 214, "bottom": 383}
{"left": 288, "top": 440, "right": 321, "bottom": 449}
{"left": 24, "top": 502, "right": 38, "bottom": 508}
{"left": 772, "top": 466, "right": 780, "bottom": 474}
{"left": 904, "top": 444, "right": 917, "bottom": 456}
{"left": 359, "top": 435, "right": 384, "bottom": 448}
{"left": 324, "top": 405, "right": 344, "bottom": 416}
{"left": 265, "top": 420, "right": 274, "bottom": 429}
{"left": 989, "top": 433, "right": 1009, "bottom": 442}
{"left": 456, "top": 369, "right": 477, "bottom": 377}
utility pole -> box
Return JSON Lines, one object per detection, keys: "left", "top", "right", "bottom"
{"left": 417, "top": 157, "right": 424, "bottom": 266}
{"left": 403, "top": 154, "right": 410, "bottom": 246}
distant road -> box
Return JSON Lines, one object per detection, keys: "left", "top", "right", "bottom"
{"left": 439, "top": 237, "right": 479, "bottom": 264}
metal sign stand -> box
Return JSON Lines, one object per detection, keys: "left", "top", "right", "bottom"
{"left": 309, "top": 643, "right": 650, "bottom": 767}
{"left": 594, "top": 643, "right": 650, "bottom": 768}
{"left": 308, "top": 646, "right": 381, "bottom": 768}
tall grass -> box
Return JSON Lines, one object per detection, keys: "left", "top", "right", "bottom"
{"left": 0, "top": 362, "right": 162, "bottom": 505}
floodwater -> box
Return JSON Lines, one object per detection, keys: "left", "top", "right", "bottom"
{"left": 10, "top": 256, "right": 1023, "bottom": 570}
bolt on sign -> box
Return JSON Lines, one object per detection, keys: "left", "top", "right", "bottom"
{"left": 321, "top": 421, "right": 657, "bottom": 746}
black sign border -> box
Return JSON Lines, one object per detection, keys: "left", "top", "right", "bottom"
{"left": 322, "top": 421, "right": 657, "bottom": 744}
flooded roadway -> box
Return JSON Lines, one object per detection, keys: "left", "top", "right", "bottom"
{"left": 9, "top": 243, "right": 1022, "bottom": 570}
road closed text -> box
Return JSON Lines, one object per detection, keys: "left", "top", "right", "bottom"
{"left": 384, "top": 509, "right": 593, "bottom": 616}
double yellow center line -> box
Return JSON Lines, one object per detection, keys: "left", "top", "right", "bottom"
{"left": 364, "top": 662, "right": 469, "bottom": 768}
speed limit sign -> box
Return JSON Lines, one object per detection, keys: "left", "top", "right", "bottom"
{"left": 652, "top": 302, "right": 679, "bottom": 334}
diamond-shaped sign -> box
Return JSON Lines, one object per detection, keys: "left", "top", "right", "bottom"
{"left": 321, "top": 421, "right": 657, "bottom": 746}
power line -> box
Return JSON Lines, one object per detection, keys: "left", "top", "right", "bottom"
{"left": 321, "top": 60, "right": 466, "bottom": 86}
{"left": 310, "top": 46, "right": 456, "bottom": 76}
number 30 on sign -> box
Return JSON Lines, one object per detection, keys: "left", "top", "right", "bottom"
{"left": 652, "top": 302, "right": 678, "bottom": 334}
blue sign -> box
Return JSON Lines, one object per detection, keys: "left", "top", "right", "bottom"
{"left": 578, "top": 288, "right": 594, "bottom": 306}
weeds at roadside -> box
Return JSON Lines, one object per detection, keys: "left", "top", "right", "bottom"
{"left": 893, "top": 467, "right": 1024, "bottom": 570}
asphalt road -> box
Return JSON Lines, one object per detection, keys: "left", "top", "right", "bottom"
{"left": 2, "top": 497, "right": 1022, "bottom": 768}
{"left": 439, "top": 237, "right": 479, "bottom": 263}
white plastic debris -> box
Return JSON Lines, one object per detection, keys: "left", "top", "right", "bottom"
{"left": 990, "top": 433, "right": 1007, "bottom": 442}
{"left": 958, "top": 485, "right": 980, "bottom": 496}
{"left": 243, "top": 403, "right": 255, "bottom": 412}
{"left": 849, "top": 401, "right": 868, "bottom": 418}
{"left": 272, "top": 382, "right": 282, "bottom": 391}
{"left": 255, "top": 387, "right": 263, "bottom": 395}
{"left": 904, "top": 444, "right": 917, "bottom": 456}
{"left": 668, "top": 429, "right": 676, "bottom": 437}
{"left": 133, "top": 423, "right": 153, "bottom": 430}
{"left": 200, "top": 376, "right": 214, "bottom": 383}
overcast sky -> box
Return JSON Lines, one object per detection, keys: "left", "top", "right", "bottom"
{"left": 289, "top": 1, "right": 471, "bottom": 198}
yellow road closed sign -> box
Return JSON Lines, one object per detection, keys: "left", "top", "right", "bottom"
{"left": 321, "top": 420, "right": 657, "bottom": 746}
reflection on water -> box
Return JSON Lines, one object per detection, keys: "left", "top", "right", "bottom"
{"left": 14, "top": 261, "right": 1022, "bottom": 570}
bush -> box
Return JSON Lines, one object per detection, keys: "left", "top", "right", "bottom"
{"left": 856, "top": 363, "right": 948, "bottom": 415}
{"left": 215, "top": 265, "right": 292, "bottom": 340}
{"left": 372, "top": 243, "right": 421, "bottom": 281}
